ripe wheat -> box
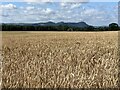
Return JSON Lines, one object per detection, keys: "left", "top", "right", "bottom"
{"left": 2, "top": 31, "right": 119, "bottom": 88}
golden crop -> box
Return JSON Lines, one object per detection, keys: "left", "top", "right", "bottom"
{"left": 1, "top": 31, "right": 119, "bottom": 88}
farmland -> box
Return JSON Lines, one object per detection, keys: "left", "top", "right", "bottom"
{"left": 1, "top": 31, "right": 119, "bottom": 88}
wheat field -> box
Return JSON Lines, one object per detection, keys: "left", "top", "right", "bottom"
{"left": 1, "top": 31, "right": 119, "bottom": 88}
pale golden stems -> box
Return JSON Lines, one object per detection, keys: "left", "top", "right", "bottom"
{"left": 2, "top": 31, "right": 119, "bottom": 88}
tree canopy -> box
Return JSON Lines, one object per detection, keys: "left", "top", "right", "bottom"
{"left": 2, "top": 23, "right": 120, "bottom": 31}
{"left": 109, "top": 23, "right": 119, "bottom": 31}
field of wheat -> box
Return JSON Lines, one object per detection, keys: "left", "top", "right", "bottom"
{"left": 1, "top": 31, "right": 119, "bottom": 88}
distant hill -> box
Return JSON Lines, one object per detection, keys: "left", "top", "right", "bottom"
{"left": 32, "top": 21, "right": 90, "bottom": 28}
{"left": 2, "top": 22, "right": 119, "bottom": 31}
{"left": 3, "top": 21, "right": 90, "bottom": 28}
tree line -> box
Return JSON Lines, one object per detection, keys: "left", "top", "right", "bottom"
{"left": 2, "top": 23, "right": 119, "bottom": 31}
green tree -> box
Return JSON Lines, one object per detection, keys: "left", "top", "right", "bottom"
{"left": 109, "top": 23, "right": 119, "bottom": 31}
{"left": 87, "top": 26, "right": 94, "bottom": 31}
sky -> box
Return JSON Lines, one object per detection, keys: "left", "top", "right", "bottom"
{"left": 0, "top": 1, "right": 119, "bottom": 26}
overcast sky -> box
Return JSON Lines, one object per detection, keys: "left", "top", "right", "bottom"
{"left": 0, "top": 1, "right": 118, "bottom": 26}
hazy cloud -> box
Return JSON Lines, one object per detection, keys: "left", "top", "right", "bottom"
{"left": 43, "top": 8, "right": 54, "bottom": 14}
{"left": 0, "top": 4, "right": 16, "bottom": 9}
{"left": 23, "top": 0, "right": 88, "bottom": 2}
{"left": 0, "top": 0, "right": 119, "bottom": 2}
{"left": 1, "top": 2, "right": 118, "bottom": 26}
{"left": 60, "top": 2, "right": 82, "bottom": 9}
{"left": 26, "top": 6, "right": 35, "bottom": 10}
{"left": 24, "top": 0, "right": 54, "bottom": 2}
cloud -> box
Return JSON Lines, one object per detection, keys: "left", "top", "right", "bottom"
{"left": 70, "top": 3, "right": 81, "bottom": 9}
{"left": 82, "top": 9, "right": 97, "bottom": 15}
{"left": 1, "top": 2, "right": 117, "bottom": 26}
{"left": 60, "top": 2, "right": 82, "bottom": 9}
{"left": 60, "top": 2, "right": 67, "bottom": 7}
{"left": 82, "top": 8, "right": 105, "bottom": 17}
{"left": 24, "top": 0, "right": 54, "bottom": 2}
{"left": 60, "top": 0, "right": 88, "bottom": 2}
{"left": 26, "top": 6, "right": 35, "bottom": 10}
{"left": 79, "top": 7, "right": 117, "bottom": 26}
{"left": 42, "top": 8, "right": 55, "bottom": 14}
{"left": 23, "top": 0, "right": 88, "bottom": 2}
{"left": 0, "top": 0, "right": 119, "bottom": 2}
{"left": 0, "top": 4, "right": 16, "bottom": 9}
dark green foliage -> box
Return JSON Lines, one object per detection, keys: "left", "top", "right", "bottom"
{"left": 86, "top": 26, "right": 94, "bottom": 31}
{"left": 2, "top": 23, "right": 120, "bottom": 31}
{"left": 109, "top": 23, "right": 119, "bottom": 31}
